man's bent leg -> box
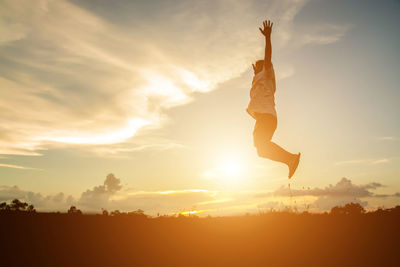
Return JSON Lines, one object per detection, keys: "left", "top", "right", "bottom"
{"left": 252, "top": 113, "right": 295, "bottom": 166}
{"left": 256, "top": 141, "right": 294, "bottom": 165}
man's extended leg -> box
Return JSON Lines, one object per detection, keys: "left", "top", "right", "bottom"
{"left": 256, "top": 141, "right": 294, "bottom": 165}
{"left": 256, "top": 141, "right": 300, "bottom": 178}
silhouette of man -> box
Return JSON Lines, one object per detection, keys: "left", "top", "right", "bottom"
{"left": 247, "top": 20, "right": 300, "bottom": 179}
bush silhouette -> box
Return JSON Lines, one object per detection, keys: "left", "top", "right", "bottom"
{"left": 330, "top": 202, "right": 365, "bottom": 215}
{"left": 67, "top": 206, "right": 82, "bottom": 215}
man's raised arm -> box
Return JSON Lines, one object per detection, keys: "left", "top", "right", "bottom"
{"left": 259, "top": 20, "right": 273, "bottom": 69}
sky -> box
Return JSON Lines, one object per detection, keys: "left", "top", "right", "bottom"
{"left": 0, "top": 0, "right": 399, "bottom": 215}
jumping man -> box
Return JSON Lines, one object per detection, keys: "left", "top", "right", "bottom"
{"left": 247, "top": 20, "right": 301, "bottom": 179}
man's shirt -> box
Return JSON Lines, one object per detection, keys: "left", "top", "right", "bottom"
{"left": 246, "top": 63, "right": 277, "bottom": 119}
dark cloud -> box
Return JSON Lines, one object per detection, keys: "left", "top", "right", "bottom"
{"left": 0, "top": 174, "right": 123, "bottom": 211}
{"left": 74, "top": 174, "right": 216, "bottom": 213}
{"left": 0, "top": 185, "right": 74, "bottom": 211}
{"left": 0, "top": 185, "right": 26, "bottom": 201}
{"left": 273, "top": 178, "right": 383, "bottom": 198}
{"left": 374, "top": 194, "right": 392, "bottom": 198}
{"left": 254, "top": 177, "right": 399, "bottom": 211}
{"left": 270, "top": 177, "right": 400, "bottom": 210}
{"left": 0, "top": 174, "right": 216, "bottom": 214}
{"left": 79, "top": 173, "right": 122, "bottom": 209}
{"left": 104, "top": 173, "right": 122, "bottom": 192}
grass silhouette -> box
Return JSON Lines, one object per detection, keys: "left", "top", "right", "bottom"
{"left": 1, "top": 200, "right": 399, "bottom": 266}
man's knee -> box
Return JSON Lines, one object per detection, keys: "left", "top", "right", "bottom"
{"left": 255, "top": 142, "right": 272, "bottom": 158}
{"left": 256, "top": 146, "right": 264, "bottom": 157}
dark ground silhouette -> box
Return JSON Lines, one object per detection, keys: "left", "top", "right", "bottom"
{"left": 1, "top": 200, "right": 399, "bottom": 267}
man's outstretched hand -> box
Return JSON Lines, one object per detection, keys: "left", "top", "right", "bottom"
{"left": 259, "top": 20, "right": 273, "bottom": 37}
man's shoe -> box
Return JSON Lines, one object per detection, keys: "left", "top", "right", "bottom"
{"left": 288, "top": 153, "right": 301, "bottom": 179}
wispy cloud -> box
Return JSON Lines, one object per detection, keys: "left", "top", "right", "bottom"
{"left": 1, "top": 0, "right": 277, "bottom": 155}
{"left": 335, "top": 159, "right": 367, "bottom": 165}
{"left": 0, "top": 0, "right": 350, "bottom": 156}
{"left": 301, "top": 24, "right": 352, "bottom": 45}
{"left": 370, "top": 159, "right": 390, "bottom": 164}
{"left": 378, "top": 136, "right": 398, "bottom": 141}
{"left": 335, "top": 158, "right": 391, "bottom": 165}
{"left": 276, "top": 65, "right": 295, "bottom": 80}
{"left": 89, "top": 140, "right": 186, "bottom": 158}
{"left": 0, "top": 163, "right": 41, "bottom": 170}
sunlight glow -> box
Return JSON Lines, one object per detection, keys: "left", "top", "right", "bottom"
{"left": 197, "top": 198, "right": 233, "bottom": 205}
{"left": 142, "top": 73, "right": 190, "bottom": 108}
{"left": 220, "top": 159, "right": 242, "bottom": 178}
{"left": 179, "top": 69, "right": 211, "bottom": 92}
{"left": 203, "top": 157, "right": 244, "bottom": 181}
{"left": 180, "top": 210, "right": 202, "bottom": 215}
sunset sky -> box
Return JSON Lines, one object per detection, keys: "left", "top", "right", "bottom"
{"left": 0, "top": 0, "right": 399, "bottom": 215}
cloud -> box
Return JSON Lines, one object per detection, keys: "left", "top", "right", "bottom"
{"left": 335, "top": 159, "right": 367, "bottom": 165}
{"left": 276, "top": 65, "right": 296, "bottom": 80}
{"left": 254, "top": 177, "right": 400, "bottom": 211}
{"left": 378, "top": 136, "right": 398, "bottom": 141}
{"left": 0, "top": 0, "right": 346, "bottom": 156}
{"left": 269, "top": 177, "right": 400, "bottom": 210}
{"left": 1, "top": 176, "right": 399, "bottom": 214}
{"left": 0, "top": 163, "right": 41, "bottom": 170}
{"left": 0, "top": 22, "right": 27, "bottom": 45}
{"left": 300, "top": 24, "right": 351, "bottom": 45}
{"left": 313, "top": 196, "right": 368, "bottom": 210}
{"left": 87, "top": 138, "right": 186, "bottom": 157}
{"left": 272, "top": 177, "right": 383, "bottom": 198}
{"left": 0, "top": 0, "right": 254, "bottom": 155}
{"left": 335, "top": 158, "right": 391, "bottom": 165}
{"left": 370, "top": 159, "right": 390, "bottom": 165}
{"left": 0, "top": 173, "right": 218, "bottom": 213}
{"left": 0, "top": 185, "right": 74, "bottom": 210}
{"left": 79, "top": 173, "right": 122, "bottom": 209}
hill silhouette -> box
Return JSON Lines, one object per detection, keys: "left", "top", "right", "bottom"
{"left": 1, "top": 200, "right": 399, "bottom": 267}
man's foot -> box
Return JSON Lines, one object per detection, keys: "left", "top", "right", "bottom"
{"left": 288, "top": 153, "right": 301, "bottom": 179}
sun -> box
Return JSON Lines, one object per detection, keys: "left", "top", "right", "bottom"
{"left": 203, "top": 156, "right": 244, "bottom": 182}
{"left": 219, "top": 159, "right": 242, "bottom": 178}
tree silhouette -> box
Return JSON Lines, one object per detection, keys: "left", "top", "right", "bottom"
{"left": 330, "top": 202, "right": 365, "bottom": 215}
{"left": 0, "top": 200, "right": 36, "bottom": 213}
{"left": 0, "top": 202, "right": 7, "bottom": 210}
{"left": 110, "top": 210, "right": 121, "bottom": 216}
{"left": 101, "top": 208, "right": 109, "bottom": 216}
{"left": 67, "top": 206, "right": 82, "bottom": 215}
{"left": 27, "top": 204, "right": 36, "bottom": 213}
{"left": 128, "top": 209, "right": 145, "bottom": 216}
{"left": 10, "top": 199, "right": 28, "bottom": 211}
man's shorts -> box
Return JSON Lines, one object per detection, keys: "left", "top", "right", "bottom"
{"left": 253, "top": 113, "right": 277, "bottom": 147}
